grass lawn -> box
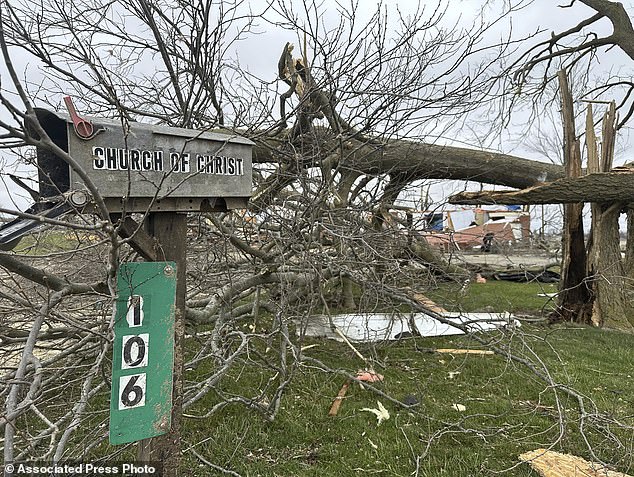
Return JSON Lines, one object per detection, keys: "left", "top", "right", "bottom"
{"left": 180, "top": 320, "right": 634, "bottom": 476}
{"left": 428, "top": 280, "right": 559, "bottom": 314}
{"left": 14, "top": 271, "right": 630, "bottom": 476}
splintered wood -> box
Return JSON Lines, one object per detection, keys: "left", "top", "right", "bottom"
{"left": 412, "top": 293, "right": 447, "bottom": 314}
{"left": 519, "top": 449, "right": 632, "bottom": 477}
{"left": 328, "top": 381, "right": 350, "bottom": 417}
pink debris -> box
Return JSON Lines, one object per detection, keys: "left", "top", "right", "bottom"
{"left": 356, "top": 370, "right": 384, "bottom": 383}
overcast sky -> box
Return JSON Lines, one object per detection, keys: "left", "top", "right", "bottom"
{"left": 1, "top": 0, "right": 632, "bottom": 226}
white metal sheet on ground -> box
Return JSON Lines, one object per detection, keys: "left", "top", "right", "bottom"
{"left": 298, "top": 312, "right": 517, "bottom": 342}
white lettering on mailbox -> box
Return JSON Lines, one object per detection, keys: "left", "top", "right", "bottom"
{"left": 92, "top": 147, "right": 244, "bottom": 176}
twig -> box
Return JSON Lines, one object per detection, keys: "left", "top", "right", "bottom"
{"left": 188, "top": 448, "right": 243, "bottom": 477}
{"left": 333, "top": 325, "right": 367, "bottom": 363}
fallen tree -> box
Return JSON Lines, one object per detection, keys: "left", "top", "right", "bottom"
{"left": 2, "top": 1, "right": 632, "bottom": 473}
{"left": 451, "top": 72, "right": 634, "bottom": 330}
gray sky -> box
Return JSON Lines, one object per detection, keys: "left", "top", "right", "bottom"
{"left": 0, "top": 0, "right": 632, "bottom": 227}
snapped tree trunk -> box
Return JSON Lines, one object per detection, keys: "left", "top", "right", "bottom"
{"left": 552, "top": 71, "right": 592, "bottom": 324}
{"left": 585, "top": 102, "right": 634, "bottom": 329}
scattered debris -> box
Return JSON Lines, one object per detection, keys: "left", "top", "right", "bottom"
{"left": 452, "top": 403, "right": 466, "bottom": 412}
{"left": 436, "top": 349, "right": 495, "bottom": 355}
{"left": 328, "top": 371, "right": 384, "bottom": 416}
{"left": 328, "top": 381, "right": 350, "bottom": 417}
{"left": 356, "top": 370, "right": 384, "bottom": 383}
{"left": 492, "top": 269, "right": 560, "bottom": 283}
{"left": 393, "top": 331, "right": 417, "bottom": 339}
{"left": 361, "top": 401, "right": 390, "bottom": 426}
{"left": 412, "top": 293, "right": 448, "bottom": 314}
{"left": 519, "top": 449, "right": 632, "bottom": 477}
{"left": 447, "top": 371, "right": 461, "bottom": 379}
{"left": 402, "top": 395, "right": 419, "bottom": 406}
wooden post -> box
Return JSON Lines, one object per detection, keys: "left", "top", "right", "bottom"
{"left": 137, "top": 212, "right": 187, "bottom": 476}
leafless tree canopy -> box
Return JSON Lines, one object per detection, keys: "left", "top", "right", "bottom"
{"left": 0, "top": 0, "right": 633, "bottom": 472}
{"left": 510, "top": 0, "right": 634, "bottom": 127}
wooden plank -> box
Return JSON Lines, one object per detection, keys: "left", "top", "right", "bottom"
{"left": 328, "top": 381, "right": 350, "bottom": 416}
{"left": 136, "top": 213, "right": 187, "bottom": 476}
{"left": 435, "top": 349, "right": 494, "bottom": 355}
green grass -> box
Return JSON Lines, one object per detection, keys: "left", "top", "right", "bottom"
{"left": 428, "top": 280, "right": 559, "bottom": 314}
{"left": 180, "top": 324, "right": 634, "bottom": 476}
{"left": 14, "top": 282, "right": 633, "bottom": 476}
{"left": 12, "top": 229, "right": 103, "bottom": 255}
{"left": 13, "top": 234, "right": 73, "bottom": 255}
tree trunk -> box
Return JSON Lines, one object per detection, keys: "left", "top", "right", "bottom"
{"left": 588, "top": 203, "right": 633, "bottom": 329}
{"left": 340, "top": 274, "right": 356, "bottom": 309}
{"left": 552, "top": 71, "right": 592, "bottom": 324}
{"left": 586, "top": 102, "right": 634, "bottom": 329}
{"left": 449, "top": 170, "right": 634, "bottom": 205}
{"left": 252, "top": 134, "right": 566, "bottom": 190}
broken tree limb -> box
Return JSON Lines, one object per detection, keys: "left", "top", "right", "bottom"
{"left": 112, "top": 214, "right": 159, "bottom": 261}
{"left": 252, "top": 134, "right": 566, "bottom": 191}
{"left": 448, "top": 170, "right": 634, "bottom": 205}
{"left": 435, "top": 349, "right": 494, "bottom": 355}
{"left": 333, "top": 326, "right": 368, "bottom": 363}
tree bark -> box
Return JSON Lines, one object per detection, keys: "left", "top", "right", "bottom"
{"left": 625, "top": 209, "right": 634, "bottom": 278}
{"left": 585, "top": 102, "right": 634, "bottom": 329}
{"left": 588, "top": 203, "right": 633, "bottom": 329}
{"left": 553, "top": 71, "right": 592, "bottom": 324}
{"left": 448, "top": 171, "right": 634, "bottom": 205}
{"left": 253, "top": 135, "right": 565, "bottom": 190}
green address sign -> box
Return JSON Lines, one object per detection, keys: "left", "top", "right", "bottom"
{"left": 109, "top": 262, "right": 176, "bottom": 445}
